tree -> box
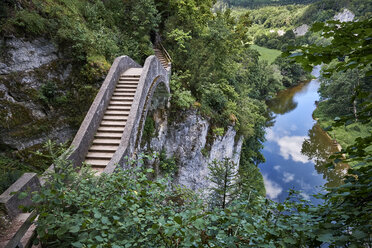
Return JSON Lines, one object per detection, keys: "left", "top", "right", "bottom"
{"left": 207, "top": 158, "right": 238, "bottom": 209}
{"left": 318, "top": 64, "right": 372, "bottom": 119}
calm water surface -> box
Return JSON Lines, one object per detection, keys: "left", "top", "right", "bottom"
{"left": 259, "top": 67, "right": 347, "bottom": 203}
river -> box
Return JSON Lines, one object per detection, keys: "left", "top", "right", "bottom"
{"left": 259, "top": 66, "right": 348, "bottom": 203}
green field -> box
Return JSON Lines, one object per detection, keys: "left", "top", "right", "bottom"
{"left": 250, "top": 44, "right": 282, "bottom": 64}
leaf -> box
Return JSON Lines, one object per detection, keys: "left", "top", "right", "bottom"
{"left": 71, "top": 242, "right": 83, "bottom": 248}
{"left": 174, "top": 216, "right": 182, "bottom": 225}
{"left": 95, "top": 235, "right": 104, "bottom": 242}
{"left": 70, "top": 226, "right": 80, "bottom": 233}
{"left": 18, "top": 192, "right": 28, "bottom": 200}
{"left": 317, "top": 233, "right": 333, "bottom": 242}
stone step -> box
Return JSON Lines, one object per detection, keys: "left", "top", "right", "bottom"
{"left": 109, "top": 100, "right": 132, "bottom": 105}
{"left": 107, "top": 105, "right": 131, "bottom": 111}
{"left": 115, "top": 88, "right": 136, "bottom": 93}
{"left": 116, "top": 85, "right": 138, "bottom": 89}
{"left": 100, "top": 120, "right": 126, "bottom": 126}
{"left": 0, "top": 212, "right": 36, "bottom": 248}
{"left": 113, "top": 92, "right": 135, "bottom": 97}
{"left": 90, "top": 145, "right": 118, "bottom": 152}
{"left": 103, "top": 115, "right": 127, "bottom": 121}
{"left": 118, "top": 78, "right": 139, "bottom": 84}
{"left": 86, "top": 152, "right": 115, "bottom": 159}
{"left": 105, "top": 110, "right": 130, "bottom": 115}
{"left": 122, "top": 67, "right": 143, "bottom": 75}
{"left": 111, "top": 96, "right": 134, "bottom": 101}
{"left": 85, "top": 159, "right": 110, "bottom": 167}
{"left": 97, "top": 126, "right": 124, "bottom": 132}
{"left": 120, "top": 74, "right": 141, "bottom": 78}
{"left": 120, "top": 74, "right": 140, "bottom": 77}
{"left": 95, "top": 132, "right": 122, "bottom": 138}
{"left": 92, "top": 138, "right": 121, "bottom": 145}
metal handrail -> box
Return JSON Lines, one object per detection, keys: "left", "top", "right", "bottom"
{"left": 158, "top": 42, "right": 172, "bottom": 63}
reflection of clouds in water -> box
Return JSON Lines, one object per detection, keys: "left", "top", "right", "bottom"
{"left": 300, "top": 192, "right": 310, "bottom": 201}
{"left": 278, "top": 136, "right": 308, "bottom": 163}
{"left": 290, "top": 124, "right": 297, "bottom": 131}
{"left": 274, "top": 165, "right": 281, "bottom": 171}
{"left": 296, "top": 178, "right": 312, "bottom": 191}
{"left": 283, "top": 172, "right": 295, "bottom": 183}
{"left": 263, "top": 174, "right": 283, "bottom": 200}
{"left": 266, "top": 129, "right": 309, "bottom": 163}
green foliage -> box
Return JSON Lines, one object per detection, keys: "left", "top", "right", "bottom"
{"left": 38, "top": 81, "right": 58, "bottom": 106}
{"left": 158, "top": 149, "right": 177, "bottom": 175}
{"left": 274, "top": 56, "right": 311, "bottom": 87}
{"left": 286, "top": 19, "right": 372, "bottom": 76}
{"left": 208, "top": 158, "right": 238, "bottom": 209}
{"left": 317, "top": 65, "right": 372, "bottom": 118}
{"left": 32, "top": 147, "right": 372, "bottom": 247}
{"left": 142, "top": 115, "right": 156, "bottom": 144}
{"left": 212, "top": 127, "right": 225, "bottom": 137}
{"left": 314, "top": 101, "right": 372, "bottom": 150}
{"left": 225, "top": 0, "right": 318, "bottom": 8}
{"left": 169, "top": 72, "right": 196, "bottom": 110}
{"left": 5, "top": 9, "right": 49, "bottom": 35}
{"left": 0, "top": 155, "right": 27, "bottom": 194}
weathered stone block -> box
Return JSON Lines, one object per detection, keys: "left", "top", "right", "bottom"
{"left": 0, "top": 173, "right": 41, "bottom": 219}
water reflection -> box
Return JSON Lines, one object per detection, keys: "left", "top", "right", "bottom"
{"left": 301, "top": 124, "right": 348, "bottom": 187}
{"left": 267, "top": 83, "right": 311, "bottom": 115}
{"left": 259, "top": 67, "right": 345, "bottom": 202}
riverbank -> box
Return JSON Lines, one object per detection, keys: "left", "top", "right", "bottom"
{"left": 313, "top": 101, "right": 372, "bottom": 152}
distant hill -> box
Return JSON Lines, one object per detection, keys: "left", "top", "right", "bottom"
{"left": 224, "top": 0, "right": 321, "bottom": 8}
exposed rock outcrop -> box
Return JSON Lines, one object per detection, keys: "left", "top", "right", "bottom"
{"left": 0, "top": 37, "right": 76, "bottom": 153}
{"left": 293, "top": 24, "right": 309, "bottom": 37}
{"left": 140, "top": 109, "right": 243, "bottom": 191}
{"left": 334, "top": 9, "right": 355, "bottom": 23}
{"left": 0, "top": 38, "right": 58, "bottom": 75}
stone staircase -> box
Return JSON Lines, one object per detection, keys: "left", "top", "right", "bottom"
{"left": 154, "top": 48, "right": 169, "bottom": 68}
{"left": 84, "top": 68, "right": 142, "bottom": 173}
{"left": 83, "top": 48, "right": 170, "bottom": 173}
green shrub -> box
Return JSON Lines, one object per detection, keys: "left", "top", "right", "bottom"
{"left": 158, "top": 149, "right": 177, "bottom": 174}
{"left": 170, "top": 72, "right": 195, "bottom": 110}
{"left": 0, "top": 155, "right": 33, "bottom": 194}
{"left": 6, "top": 10, "right": 49, "bottom": 35}
{"left": 212, "top": 127, "right": 225, "bottom": 137}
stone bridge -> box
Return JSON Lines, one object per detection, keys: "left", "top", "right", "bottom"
{"left": 0, "top": 45, "right": 172, "bottom": 247}
{"left": 68, "top": 48, "right": 171, "bottom": 174}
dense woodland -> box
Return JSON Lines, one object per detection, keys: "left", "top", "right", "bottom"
{"left": 0, "top": 0, "right": 371, "bottom": 246}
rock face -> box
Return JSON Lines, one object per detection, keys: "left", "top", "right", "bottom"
{"left": 293, "top": 24, "right": 309, "bottom": 37}
{"left": 140, "top": 109, "right": 243, "bottom": 191}
{"left": 0, "top": 38, "right": 58, "bottom": 75}
{"left": 334, "top": 9, "right": 355, "bottom": 23}
{"left": 0, "top": 37, "right": 76, "bottom": 153}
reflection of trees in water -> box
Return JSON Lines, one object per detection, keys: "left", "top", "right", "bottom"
{"left": 267, "top": 94, "right": 297, "bottom": 115}
{"left": 267, "top": 83, "right": 309, "bottom": 115}
{"left": 301, "top": 124, "right": 347, "bottom": 188}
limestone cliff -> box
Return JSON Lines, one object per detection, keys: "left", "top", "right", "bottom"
{"left": 0, "top": 37, "right": 80, "bottom": 159}
{"left": 140, "top": 109, "right": 243, "bottom": 191}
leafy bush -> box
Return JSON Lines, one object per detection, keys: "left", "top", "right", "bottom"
{"left": 212, "top": 127, "right": 225, "bottom": 137}
{"left": 169, "top": 72, "right": 195, "bottom": 110}
{"left": 158, "top": 149, "right": 177, "bottom": 175}
{"left": 5, "top": 10, "right": 49, "bottom": 35}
